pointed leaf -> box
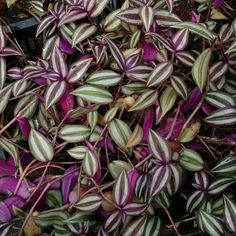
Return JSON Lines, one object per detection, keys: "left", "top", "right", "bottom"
{"left": 74, "top": 194, "right": 102, "bottom": 212}
{"left": 223, "top": 195, "right": 236, "bottom": 233}
{"left": 139, "top": 6, "right": 154, "bottom": 32}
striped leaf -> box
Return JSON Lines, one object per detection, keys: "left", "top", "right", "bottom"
{"left": 208, "top": 177, "right": 235, "bottom": 195}
{"left": 59, "top": 125, "right": 90, "bottom": 143}
{"left": 129, "top": 90, "right": 157, "bottom": 112}
{"left": 123, "top": 203, "right": 146, "bottom": 216}
{"left": 45, "top": 81, "right": 66, "bottom": 109}
{"left": 123, "top": 216, "right": 147, "bottom": 236}
{"left": 186, "top": 190, "right": 205, "bottom": 213}
{"left": 176, "top": 51, "right": 195, "bottom": 67}
{"left": 86, "top": 70, "right": 122, "bottom": 87}
{"left": 146, "top": 62, "right": 173, "bottom": 87}
{"left": 122, "top": 82, "right": 146, "bottom": 95}
{"left": 135, "top": 174, "right": 150, "bottom": 201}
{"left": 126, "top": 65, "right": 153, "bottom": 81}
{"left": 160, "top": 87, "right": 177, "bottom": 117}
{"left": 113, "top": 170, "right": 130, "bottom": 206}
{"left": 148, "top": 129, "right": 172, "bottom": 163}
{"left": 172, "top": 29, "right": 189, "bottom": 51}
{"left": 130, "top": 30, "right": 141, "bottom": 48}
{"left": 0, "top": 57, "right": 6, "bottom": 88}
{"left": 127, "top": 125, "right": 143, "bottom": 148}
{"left": 104, "top": 37, "right": 126, "bottom": 71}
{"left": 212, "top": 194, "right": 234, "bottom": 215}
{"left": 139, "top": 6, "right": 154, "bottom": 32}
{"left": 13, "top": 80, "right": 28, "bottom": 97}
{"left": 34, "top": 211, "right": 69, "bottom": 227}
{"left": 72, "top": 85, "right": 113, "bottom": 105}
{"left": 108, "top": 160, "right": 132, "bottom": 179}
{"left": 88, "top": 110, "right": 98, "bottom": 131}
{"left": 180, "top": 148, "right": 204, "bottom": 171}
{"left": 0, "top": 137, "right": 19, "bottom": 165}
{"left": 167, "top": 164, "right": 183, "bottom": 195}
{"left": 54, "top": 225, "right": 71, "bottom": 236}
{"left": 154, "top": 190, "right": 171, "bottom": 209}
{"left": 198, "top": 210, "right": 224, "bottom": 236}
{"left": 74, "top": 194, "right": 102, "bottom": 212}
{"left": 103, "top": 9, "right": 121, "bottom": 32}
{"left": 225, "top": 40, "right": 236, "bottom": 54}
{"left": 144, "top": 216, "right": 161, "bottom": 236}
{"left": 46, "top": 190, "right": 62, "bottom": 208}
{"left": 209, "top": 61, "right": 228, "bottom": 82}
{"left": 72, "top": 23, "right": 97, "bottom": 46}
{"left": 105, "top": 210, "right": 122, "bottom": 233}
{"left": 108, "top": 119, "right": 131, "bottom": 151}
{"left": 67, "top": 58, "right": 92, "bottom": 83}
{"left": 170, "top": 76, "right": 188, "bottom": 100}
{"left": 193, "top": 171, "right": 210, "bottom": 190}
{"left": 205, "top": 91, "right": 235, "bottom": 108}
{"left": 204, "top": 106, "right": 236, "bottom": 125}
{"left": 103, "top": 106, "right": 119, "bottom": 124}
{"left": 90, "top": 0, "right": 109, "bottom": 17}
{"left": 67, "top": 146, "right": 88, "bottom": 160}
{"left": 82, "top": 151, "right": 98, "bottom": 177}
{"left": 0, "top": 24, "right": 6, "bottom": 49}
{"left": 29, "top": 129, "right": 54, "bottom": 162}
{"left": 155, "top": 10, "right": 182, "bottom": 26}
{"left": 211, "top": 155, "right": 236, "bottom": 175}
{"left": 35, "top": 15, "right": 56, "bottom": 37}
{"left": 172, "top": 22, "right": 215, "bottom": 40}
{"left": 150, "top": 165, "right": 172, "bottom": 196}
{"left": 192, "top": 48, "right": 212, "bottom": 92}
{"left": 65, "top": 211, "right": 94, "bottom": 224}
{"left": 51, "top": 47, "right": 68, "bottom": 78}
{"left": 117, "top": 8, "right": 142, "bottom": 25}
{"left": 223, "top": 195, "right": 236, "bottom": 233}
{"left": 0, "top": 85, "right": 12, "bottom": 114}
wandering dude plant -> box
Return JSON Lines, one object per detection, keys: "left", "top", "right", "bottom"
{"left": 0, "top": 0, "right": 236, "bottom": 235}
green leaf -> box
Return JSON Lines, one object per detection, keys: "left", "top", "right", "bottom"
{"left": 59, "top": 125, "right": 91, "bottom": 143}
{"left": 65, "top": 212, "right": 94, "bottom": 224}
{"left": 108, "top": 119, "right": 131, "bottom": 151}
{"left": 29, "top": 129, "right": 54, "bottom": 162}
{"left": 108, "top": 160, "right": 132, "bottom": 179}
{"left": 0, "top": 85, "right": 12, "bottom": 114}
{"left": 170, "top": 76, "right": 188, "bottom": 100}
{"left": 180, "top": 148, "right": 204, "bottom": 171}
{"left": 160, "top": 87, "right": 177, "bottom": 117}
{"left": 82, "top": 150, "right": 98, "bottom": 177}
{"left": 223, "top": 195, "right": 236, "bottom": 233}
{"left": 72, "top": 85, "right": 113, "bottom": 105}
{"left": 144, "top": 216, "right": 161, "bottom": 236}
{"left": 46, "top": 190, "right": 63, "bottom": 208}
{"left": 208, "top": 177, "right": 235, "bottom": 195}
{"left": 74, "top": 194, "right": 102, "bottom": 212}
{"left": 67, "top": 146, "right": 88, "bottom": 160}
{"left": 192, "top": 48, "right": 212, "bottom": 92}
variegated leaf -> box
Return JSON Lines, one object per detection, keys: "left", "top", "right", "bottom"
{"left": 208, "top": 177, "right": 235, "bottom": 195}
{"left": 113, "top": 170, "right": 130, "bottom": 206}
{"left": 198, "top": 210, "right": 224, "bottom": 236}
{"left": 123, "top": 203, "right": 146, "bottom": 216}
{"left": 59, "top": 125, "right": 90, "bottom": 143}
{"left": 103, "top": 106, "right": 119, "bottom": 124}
{"left": 36, "top": 15, "right": 56, "bottom": 37}
{"left": 29, "top": 129, "right": 54, "bottom": 162}
{"left": 90, "top": 0, "right": 110, "bottom": 17}
{"left": 146, "top": 62, "right": 173, "bottom": 87}
{"left": 104, "top": 210, "right": 122, "bottom": 232}
{"left": 172, "top": 29, "right": 189, "bottom": 51}
{"left": 209, "top": 61, "right": 228, "bottom": 82}
{"left": 12, "top": 80, "right": 28, "bottom": 97}
{"left": 205, "top": 91, "right": 235, "bottom": 108}
{"left": 186, "top": 190, "right": 205, "bottom": 213}
{"left": 88, "top": 110, "right": 98, "bottom": 131}
{"left": 170, "top": 76, "right": 188, "bottom": 100}
{"left": 74, "top": 194, "right": 102, "bottom": 212}
{"left": 117, "top": 8, "right": 142, "bottom": 25}
{"left": 225, "top": 40, "right": 236, "bottom": 54}
{"left": 129, "top": 90, "right": 157, "bottom": 111}
{"left": 139, "top": 6, "right": 154, "bottom": 32}
{"left": 150, "top": 165, "right": 172, "bottom": 196}
{"left": 172, "top": 22, "right": 215, "bottom": 40}
{"left": 0, "top": 57, "right": 6, "bottom": 88}
{"left": 180, "top": 148, "right": 204, "bottom": 171}
{"left": 0, "top": 137, "right": 19, "bottom": 165}
{"left": 144, "top": 216, "right": 161, "bottom": 236}
{"left": 45, "top": 81, "right": 66, "bottom": 109}
{"left": 108, "top": 160, "right": 132, "bottom": 179}
{"left": 72, "top": 23, "right": 97, "bottom": 46}
{"left": 82, "top": 151, "right": 98, "bottom": 177}
{"left": 122, "top": 216, "right": 147, "bottom": 236}
{"left": 86, "top": 70, "right": 122, "bottom": 87}
{"left": 176, "top": 51, "right": 195, "bottom": 67}
{"left": 72, "top": 85, "right": 113, "bottom": 105}
{"left": 193, "top": 171, "right": 210, "bottom": 191}
{"left": 126, "top": 65, "right": 153, "bottom": 81}
{"left": 0, "top": 24, "right": 6, "bottom": 49}
{"left": 148, "top": 129, "right": 172, "bottom": 163}
{"left": 154, "top": 190, "right": 171, "bottom": 209}
{"left": 211, "top": 155, "right": 236, "bottom": 175}
{"left": 127, "top": 125, "right": 143, "bottom": 148}
{"left": 155, "top": 10, "right": 182, "bottom": 26}
{"left": 67, "top": 58, "right": 93, "bottom": 83}
{"left": 160, "top": 87, "right": 177, "bottom": 117}
{"left": 108, "top": 119, "right": 131, "bottom": 151}
{"left": 0, "top": 85, "right": 12, "bottom": 114}
{"left": 192, "top": 48, "right": 212, "bottom": 92}
{"left": 223, "top": 195, "right": 236, "bottom": 233}
{"left": 122, "top": 82, "right": 146, "bottom": 95}
{"left": 167, "top": 164, "right": 183, "bottom": 195}
{"left": 67, "top": 146, "right": 88, "bottom": 160}
{"left": 204, "top": 106, "right": 236, "bottom": 125}
{"left": 103, "top": 9, "right": 121, "bottom": 32}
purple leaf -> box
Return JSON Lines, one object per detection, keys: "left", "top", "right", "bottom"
{"left": 190, "top": 11, "right": 199, "bottom": 23}
{"left": 0, "top": 157, "right": 16, "bottom": 177}
{"left": 60, "top": 38, "right": 75, "bottom": 54}
{"left": 142, "top": 42, "right": 158, "bottom": 61}
{"left": 201, "top": 102, "right": 216, "bottom": 115}
{"left": 127, "top": 169, "right": 139, "bottom": 202}
{"left": 0, "top": 177, "right": 30, "bottom": 199}
{"left": 0, "top": 201, "right": 11, "bottom": 222}
{"left": 17, "top": 117, "right": 31, "bottom": 139}
{"left": 8, "top": 67, "right": 22, "bottom": 80}
{"left": 214, "top": 0, "right": 224, "bottom": 8}
{"left": 181, "top": 88, "right": 202, "bottom": 114}
{"left": 59, "top": 84, "right": 74, "bottom": 117}
{"left": 4, "top": 196, "right": 24, "bottom": 212}
{"left": 142, "top": 108, "right": 154, "bottom": 142}
{"left": 0, "top": 48, "right": 22, "bottom": 57}
{"left": 62, "top": 166, "right": 79, "bottom": 204}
